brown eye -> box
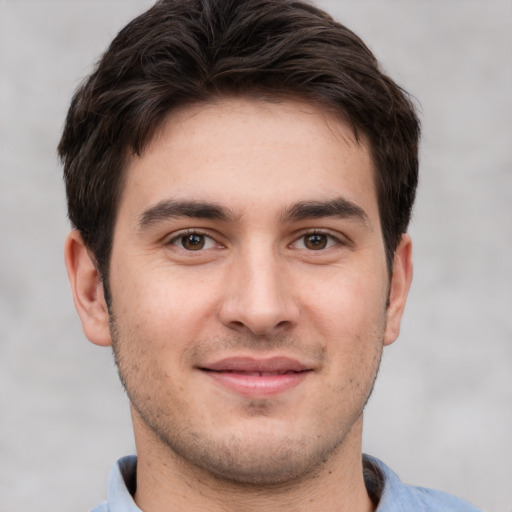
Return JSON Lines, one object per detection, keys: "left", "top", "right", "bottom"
{"left": 168, "top": 231, "right": 218, "bottom": 251}
{"left": 303, "top": 233, "right": 328, "bottom": 250}
{"left": 181, "top": 233, "right": 205, "bottom": 250}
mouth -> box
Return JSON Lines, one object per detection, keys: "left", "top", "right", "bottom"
{"left": 211, "top": 370, "right": 303, "bottom": 376}
{"left": 199, "top": 357, "right": 312, "bottom": 397}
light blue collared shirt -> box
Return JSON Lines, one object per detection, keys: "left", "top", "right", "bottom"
{"left": 91, "top": 454, "right": 482, "bottom": 511}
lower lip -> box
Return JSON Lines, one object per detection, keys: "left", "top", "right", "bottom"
{"left": 204, "top": 371, "right": 310, "bottom": 397}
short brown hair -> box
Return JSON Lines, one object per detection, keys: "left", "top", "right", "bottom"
{"left": 59, "top": 0, "right": 420, "bottom": 282}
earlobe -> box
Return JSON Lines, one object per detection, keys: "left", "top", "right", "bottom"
{"left": 383, "top": 234, "right": 413, "bottom": 346}
{"left": 64, "top": 230, "right": 112, "bottom": 347}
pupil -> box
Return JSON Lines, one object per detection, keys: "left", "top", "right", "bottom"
{"left": 306, "top": 234, "right": 327, "bottom": 250}
{"left": 183, "top": 234, "right": 204, "bottom": 250}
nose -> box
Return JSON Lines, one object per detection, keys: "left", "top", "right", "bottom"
{"left": 218, "top": 247, "right": 300, "bottom": 336}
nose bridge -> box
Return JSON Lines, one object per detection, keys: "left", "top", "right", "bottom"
{"left": 219, "top": 239, "right": 298, "bottom": 335}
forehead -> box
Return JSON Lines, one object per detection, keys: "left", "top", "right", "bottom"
{"left": 119, "top": 97, "right": 378, "bottom": 223}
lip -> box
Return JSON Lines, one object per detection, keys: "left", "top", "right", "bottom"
{"left": 199, "top": 356, "right": 312, "bottom": 397}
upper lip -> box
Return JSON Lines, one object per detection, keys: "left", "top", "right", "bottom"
{"left": 200, "top": 356, "right": 311, "bottom": 374}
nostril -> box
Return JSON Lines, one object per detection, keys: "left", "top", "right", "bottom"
{"left": 218, "top": 291, "right": 300, "bottom": 335}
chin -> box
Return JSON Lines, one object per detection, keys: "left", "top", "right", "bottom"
{"left": 157, "top": 421, "right": 347, "bottom": 487}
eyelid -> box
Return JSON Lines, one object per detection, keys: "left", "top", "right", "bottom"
{"left": 290, "top": 229, "right": 348, "bottom": 249}
{"left": 165, "top": 228, "right": 223, "bottom": 249}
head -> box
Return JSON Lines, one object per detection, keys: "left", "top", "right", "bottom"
{"left": 61, "top": 0, "right": 419, "bottom": 492}
{"left": 59, "top": 0, "right": 420, "bottom": 293}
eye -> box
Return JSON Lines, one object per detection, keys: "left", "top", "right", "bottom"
{"left": 169, "top": 231, "right": 217, "bottom": 251}
{"left": 303, "top": 233, "right": 328, "bottom": 250}
{"left": 293, "top": 232, "right": 340, "bottom": 251}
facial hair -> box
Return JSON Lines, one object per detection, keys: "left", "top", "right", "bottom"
{"left": 109, "top": 312, "right": 385, "bottom": 487}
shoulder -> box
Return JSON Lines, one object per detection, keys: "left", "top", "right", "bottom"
{"left": 90, "top": 502, "right": 109, "bottom": 512}
{"left": 364, "top": 455, "right": 483, "bottom": 512}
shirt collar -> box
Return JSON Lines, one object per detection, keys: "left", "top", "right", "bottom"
{"left": 103, "top": 453, "right": 476, "bottom": 512}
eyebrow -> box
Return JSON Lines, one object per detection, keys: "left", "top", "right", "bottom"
{"left": 280, "top": 198, "right": 370, "bottom": 225}
{"left": 138, "top": 200, "right": 235, "bottom": 229}
{"left": 137, "top": 197, "right": 370, "bottom": 230}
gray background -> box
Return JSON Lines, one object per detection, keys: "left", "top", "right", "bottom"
{"left": 0, "top": 1, "right": 511, "bottom": 511}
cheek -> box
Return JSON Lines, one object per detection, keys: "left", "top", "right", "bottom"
{"left": 111, "top": 264, "right": 221, "bottom": 350}
{"left": 302, "top": 267, "right": 388, "bottom": 335}
{"left": 301, "top": 269, "right": 387, "bottom": 386}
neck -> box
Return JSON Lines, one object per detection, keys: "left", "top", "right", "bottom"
{"left": 132, "top": 413, "right": 374, "bottom": 512}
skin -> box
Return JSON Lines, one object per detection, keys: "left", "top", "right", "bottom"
{"left": 65, "top": 98, "right": 412, "bottom": 512}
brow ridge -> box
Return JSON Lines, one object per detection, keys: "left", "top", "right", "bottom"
{"left": 280, "top": 198, "right": 369, "bottom": 225}
{"left": 138, "top": 199, "right": 234, "bottom": 229}
{"left": 138, "top": 197, "right": 369, "bottom": 230}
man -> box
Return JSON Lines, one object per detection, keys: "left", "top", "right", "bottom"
{"left": 59, "top": 0, "right": 481, "bottom": 510}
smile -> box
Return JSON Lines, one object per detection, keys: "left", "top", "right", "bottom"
{"left": 216, "top": 370, "right": 301, "bottom": 376}
{"left": 199, "top": 357, "right": 312, "bottom": 397}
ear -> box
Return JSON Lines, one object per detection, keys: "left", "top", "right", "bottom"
{"left": 64, "top": 230, "right": 112, "bottom": 347}
{"left": 383, "top": 234, "right": 413, "bottom": 346}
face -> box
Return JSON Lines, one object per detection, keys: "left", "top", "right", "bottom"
{"left": 68, "top": 98, "right": 412, "bottom": 486}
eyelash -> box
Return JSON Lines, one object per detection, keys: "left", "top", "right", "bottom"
{"left": 166, "top": 229, "right": 219, "bottom": 250}
{"left": 166, "top": 228, "right": 344, "bottom": 252}
{"left": 291, "top": 230, "right": 344, "bottom": 251}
